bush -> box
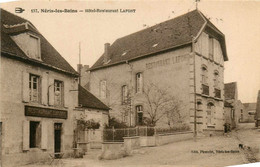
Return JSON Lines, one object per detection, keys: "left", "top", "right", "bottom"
{"left": 105, "top": 117, "right": 129, "bottom": 129}
{"left": 77, "top": 119, "right": 100, "bottom": 130}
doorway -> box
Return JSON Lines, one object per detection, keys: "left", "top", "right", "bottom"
{"left": 54, "top": 123, "right": 62, "bottom": 155}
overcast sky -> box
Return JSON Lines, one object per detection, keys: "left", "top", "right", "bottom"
{"left": 1, "top": 0, "right": 260, "bottom": 103}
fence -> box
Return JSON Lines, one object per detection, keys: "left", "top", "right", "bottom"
{"left": 103, "top": 126, "right": 189, "bottom": 142}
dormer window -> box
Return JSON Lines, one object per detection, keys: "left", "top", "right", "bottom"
{"left": 28, "top": 34, "right": 41, "bottom": 60}
{"left": 11, "top": 32, "right": 41, "bottom": 61}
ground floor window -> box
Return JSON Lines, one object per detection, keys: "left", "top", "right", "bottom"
{"left": 136, "top": 105, "right": 143, "bottom": 125}
{"left": 207, "top": 103, "right": 214, "bottom": 125}
{"left": 30, "top": 121, "right": 41, "bottom": 148}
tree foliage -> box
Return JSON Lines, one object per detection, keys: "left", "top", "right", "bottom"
{"left": 141, "top": 83, "right": 183, "bottom": 127}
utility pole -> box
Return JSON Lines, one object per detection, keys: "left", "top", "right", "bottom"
{"left": 192, "top": 36, "right": 197, "bottom": 140}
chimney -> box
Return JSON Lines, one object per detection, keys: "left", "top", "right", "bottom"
{"left": 77, "top": 64, "right": 83, "bottom": 73}
{"left": 103, "top": 43, "right": 110, "bottom": 63}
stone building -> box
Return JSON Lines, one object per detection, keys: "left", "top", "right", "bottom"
{"left": 74, "top": 85, "right": 109, "bottom": 150}
{"left": 83, "top": 10, "right": 228, "bottom": 135}
{"left": 242, "top": 103, "right": 256, "bottom": 123}
{"left": 0, "top": 9, "right": 80, "bottom": 166}
{"left": 224, "top": 82, "right": 244, "bottom": 128}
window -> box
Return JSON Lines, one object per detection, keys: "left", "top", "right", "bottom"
{"left": 122, "top": 85, "right": 128, "bottom": 104}
{"left": 28, "top": 35, "right": 40, "bottom": 60}
{"left": 30, "top": 121, "right": 41, "bottom": 148}
{"left": 136, "top": 73, "right": 143, "bottom": 93}
{"left": 100, "top": 80, "right": 106, "bottom": 99}
{"left": 136, "top": 105, "right": 143, "bottom": 125}
{"left": 29, "top": 74, "right": 40, "bottom": 103}
{"left": 214, "top": 71, "right": 219, "bottom": 87}
{"left": 201, "top": 66, "right": 208, "bottom": 85}
{"left": 54, "top": 80, "right": 63, "bottom": 107}
{"left": 214, "top": 88, "right": 221, "bottom": 98}
{"left": 207, "top": 103, "right": 214, "bottom": 125}
{"left": 202, "top": 84, "right": 209, "bottom": 95}
{"left": 231, "top": 109, "right": 235, "bottom": 119}
{"left": 209, "top": 36, "right": 214, "bottom": 60}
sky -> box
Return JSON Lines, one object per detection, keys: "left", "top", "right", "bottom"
{"left": 1, "top": 0, "right": 260, "bottom": 103}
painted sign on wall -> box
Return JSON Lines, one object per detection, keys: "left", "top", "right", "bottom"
{"left": 25, "top": 105, "right": 68, "bottom": 119}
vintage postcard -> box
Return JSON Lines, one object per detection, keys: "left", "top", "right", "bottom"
{"left": 0, "top": 0, "right": 260, "bottom": 167}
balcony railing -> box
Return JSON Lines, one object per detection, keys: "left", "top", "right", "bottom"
{"left": 214, "top": 88, "right": 221, "bottom": 98}
{"left": 202, "top": 84, "right": 209, "bottom": 96}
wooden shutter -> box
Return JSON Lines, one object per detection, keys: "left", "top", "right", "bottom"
{"left": 48, "top": 77, "right": 54, "bottom": 106}
{"left": 42, "top": 73, "right": 48, "bottom": 105}
{"left": 23, "top": 120, "right": 29, "bottom": 151}
{"left": 64, "top": 81, "right": 69, "bottom": 108}
{"left": 22, "top": 71, "right": 29, "bottom": 102}
{"left": 41, "top": 121, "right": 48, "bottom": 149}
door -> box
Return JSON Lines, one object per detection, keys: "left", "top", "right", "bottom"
{"left": 54, "top": 123, "right": 62, "bottom": 154}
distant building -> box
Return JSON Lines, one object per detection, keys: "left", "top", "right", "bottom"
{"left": 82, "top": 10, "right": 229, "bottom": 135}
{"left": 255, "top": 90, "right": 260, "bottom": 127}
{"left": 242, "top": 103, "right": 256, "bottom": 123}
{"left": 74, "top": 85, "right": 109, "bottom": 150}
{"left": 224, "top": 82, "right": 243, "bottom": 128}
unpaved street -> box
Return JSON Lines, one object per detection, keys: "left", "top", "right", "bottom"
{"left": 23, "top": 123, "right": 259, "bottom": 167}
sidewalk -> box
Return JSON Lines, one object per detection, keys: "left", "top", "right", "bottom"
{"left": 22, "top": 134, "right": 247, "bottom": 167}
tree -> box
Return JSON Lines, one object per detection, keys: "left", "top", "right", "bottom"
{"left": 141, "top": 83, "right": 184, "bottom": 127}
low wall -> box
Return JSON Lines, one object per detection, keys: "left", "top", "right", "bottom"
{"left": 155, "top": 131, "right": 193, "bottom": 146}
{"left": 123, "top": 136, "right": 140, "bottom": 153}
{"left": 140, "top": 136, "right": 156, "bottom": 147}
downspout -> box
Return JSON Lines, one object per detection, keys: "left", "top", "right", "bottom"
{"left": 191, "top": 36, "right": 197, "bottom": 139}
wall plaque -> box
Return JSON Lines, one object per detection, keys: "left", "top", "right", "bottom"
{"left": 25, "top": 105, "right": 68, "bottom": 119}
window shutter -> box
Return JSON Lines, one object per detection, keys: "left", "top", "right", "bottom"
{"left": 42, "top": 73, "right": 48, "bottom": 105}
{"left": 64, "top": 81, "right": 69, "bottom": 108}
{"left": 23, "top": 120, "right": 29, "bottom": 151}
{"left": 48, "top": 77, "right": 54, "bottom": 106}
{"left": 22, "top": 71, "right": 29, "bottom": 102}
{"left": 41, "top": 121, "right": 48, "bottom": 149}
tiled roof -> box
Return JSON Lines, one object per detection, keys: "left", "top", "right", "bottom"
{"left": 224, "top": 82, "right": 237, "bottom": 100}
{"left": 1, "top": 8, "right": 78, "bottom": 76}
{"left": 90, "top": 9, "right": 227, "bottom": 71}
{"left": 78, "top": 85, "right": 110, "bottom": 111}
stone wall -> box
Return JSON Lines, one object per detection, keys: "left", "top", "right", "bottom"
{"left": 0, "top": 56, "right": 78, "bottom": 166}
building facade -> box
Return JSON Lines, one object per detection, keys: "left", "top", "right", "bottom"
{"left": 224, "top": 82, "right": 244, "bottom": 128}
{"left": 242, "top": 103, "right": 256, "bottom": 123}
{"left": 74, "top": 85, "right": 109, "bottom": 150}
{"left": 0, "top": 9, "right": 79, "bottom": 166}
{"left": 85, "top": 10, "right": 228, "bottom": 134}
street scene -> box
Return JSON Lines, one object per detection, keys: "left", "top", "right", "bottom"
{"left": 21, "top": 123, "right": 259, "bottom": 167}
{"left": 1, "top": 1, "right": 260, "bottom": 167}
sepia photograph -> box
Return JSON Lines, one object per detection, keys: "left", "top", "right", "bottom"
{"left": 0, "top": 0, "right": 260, "bottom": 167}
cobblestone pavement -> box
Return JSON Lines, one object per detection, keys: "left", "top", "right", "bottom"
{"left": 22, "top": 123, "right": 259, "bottom": 167}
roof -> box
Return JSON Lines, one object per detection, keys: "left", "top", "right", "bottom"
{"left": 1, "top": 8, "right": 78, "bottom": 76}
{"left": 78, "top": 85, "right": 110, "bottom": 111}
{"left": 224, "top": 82, "right": 237, "bottom": 100}
{"left": 90, "top": 9, "right": 228, "bottom": 71}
